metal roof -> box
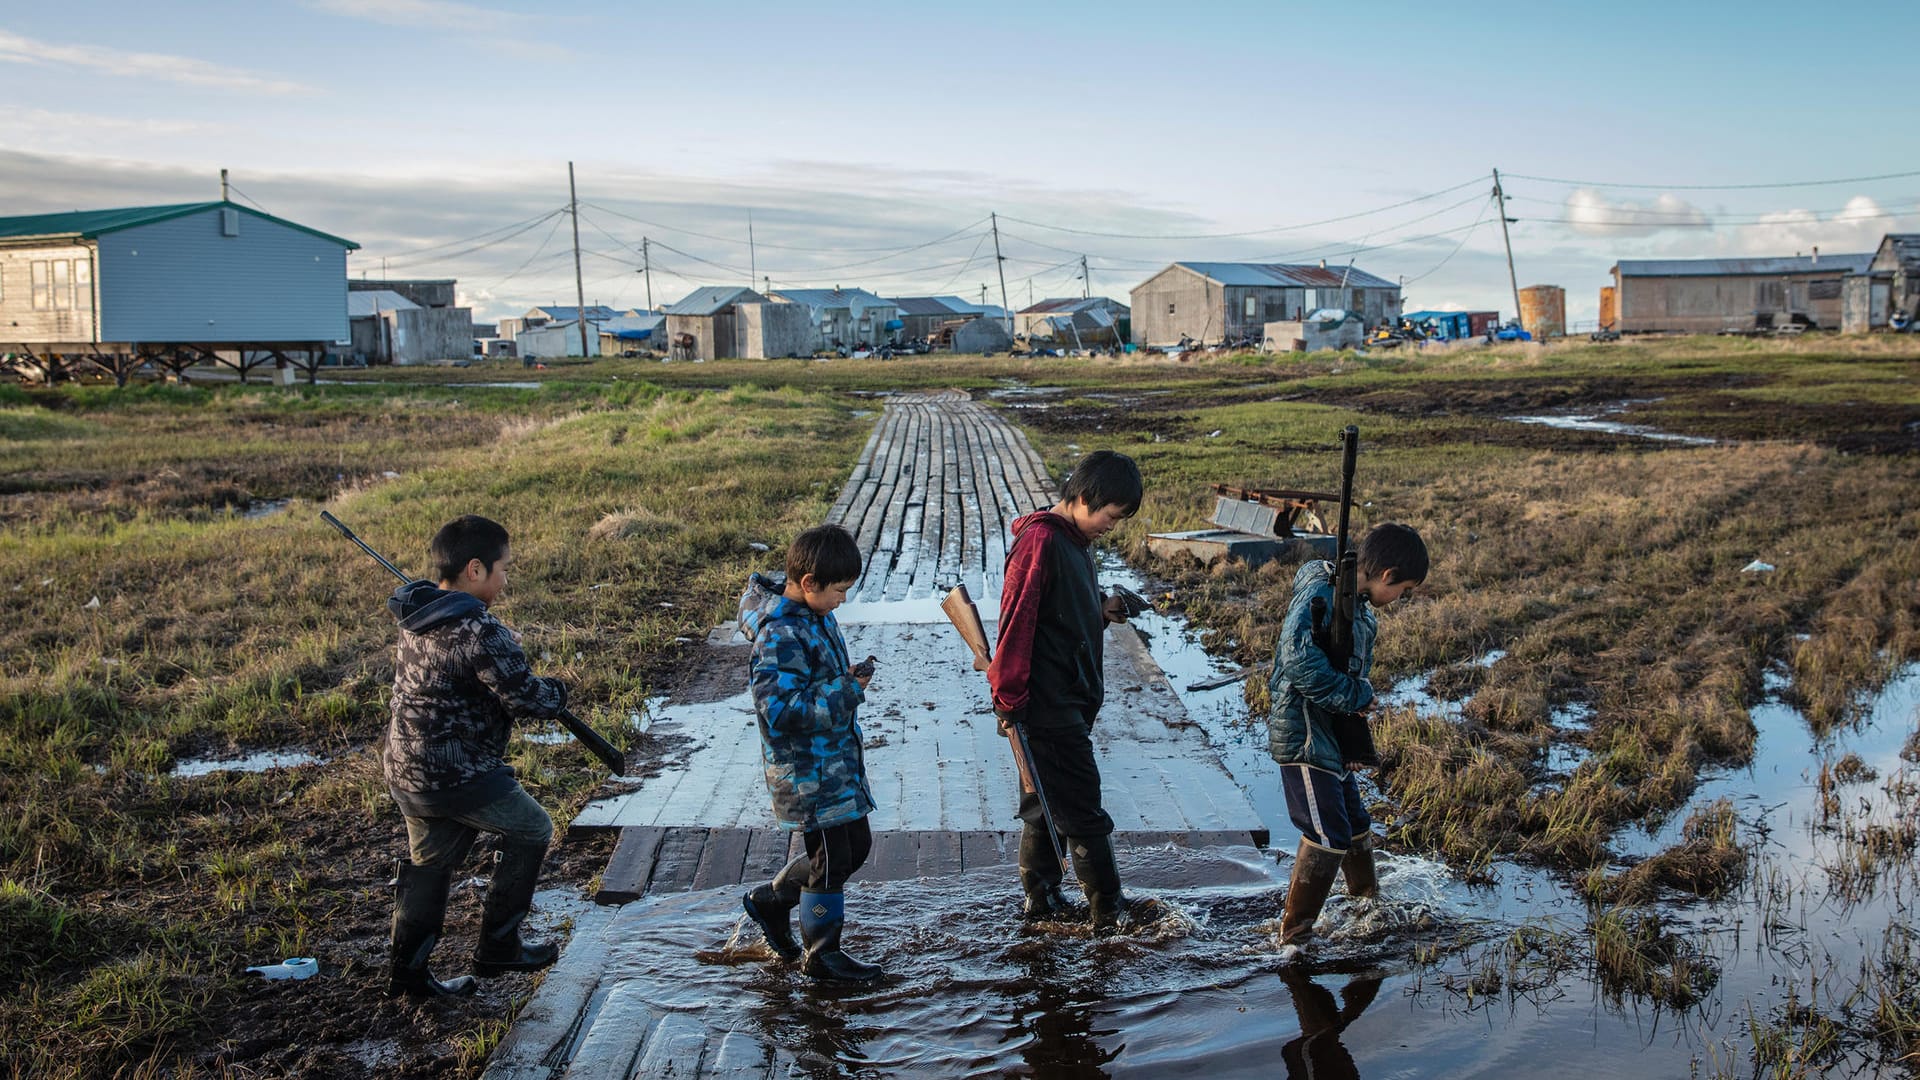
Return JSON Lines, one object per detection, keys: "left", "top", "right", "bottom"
{"left": 890, "top": 296, "right": 967, "bottom": 316}
{"left": 1172, "top": 261, "right": 1398, "bottom": 290}
{"left": 770, "top": 288, "right": 891, "bottom": 310}
{"left": 1874, "top": 234, "right": 1920, "bottom": 271}
{"left": 1614, "top": 253, "right": 1872, "bottom": 277}
{"left": 934, "top": 296, "right": 1007, "bottom": 318}
{"left": 0, "top": 201, "right": 359, "bottom": 249}
{"left": 1017, "top": 296, "right": 1129, "bottom": 316}
{"left": 526, "top": 304, "right": 621, "bottom": 321}
{"left": 346, "top": 290, "right": 421, "bottom": 316}
{"left": 662, "top": 286, "right": 765, "bottom": 317}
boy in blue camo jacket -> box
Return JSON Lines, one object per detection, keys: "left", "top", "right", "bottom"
{"left": 736, "top": 524, "right": 882, "bottom": 982}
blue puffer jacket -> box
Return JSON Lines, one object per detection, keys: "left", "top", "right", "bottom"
{"left": 738, "top": 573, "right": 875, "bottom": 831}
{"left": 1266, "top": 560, "right": 1378, "bottom": 774}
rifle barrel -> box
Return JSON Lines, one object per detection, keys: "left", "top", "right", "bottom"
{"left": 320, "top": 511, "right": 413, "bottom": 584}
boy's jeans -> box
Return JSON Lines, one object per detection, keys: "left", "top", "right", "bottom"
{"left": 403, "top": 785, "right": 554, "bottom": 871}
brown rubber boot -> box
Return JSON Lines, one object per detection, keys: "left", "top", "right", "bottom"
{"left": 1279, "top": 839, "right": 1346, "bottom": 947}
{"left": 1341, "top": 832, "right": 1379, "bottom": 901}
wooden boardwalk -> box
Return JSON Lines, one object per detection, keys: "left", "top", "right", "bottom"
{"left": 485, "top": 390, "right": 1267, "bottom": 1080}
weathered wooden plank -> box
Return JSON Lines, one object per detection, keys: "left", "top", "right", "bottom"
{"left": 629, "top": 1011, "right": 710, "bottom": 1078}
{"left": 825, "top": 408, "right": 887, "bottom": 523}
{"left": 690, "top": 827, "right": 754, "bottom": 891}
{"left": 959, "top": 830, "right": 1012, "bottom": 872}
{"left": 645, "top": 827, "right": 709, "bottom": 895}
{"left": 741, "top": 827, "right": 797, "bottom": 884}
{"left": 864, "top": 831, "right": 920, "bottom": 882}
{"left": 915, "top": 829, "right": 962, "bottom": 878}
{"left": 560, "top": 984, "right": 653, "bottom": 1080}
{"left": 706, "top": 1030, "right": 777, "bottom": 1077}
{"left": 594, "top": 826, "right": 666, "bottom": 905}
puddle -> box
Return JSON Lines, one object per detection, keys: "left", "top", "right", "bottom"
{"left": 171, "top": 749, "right": 325, "bottom": 777}
{"left": 239, "top": 498, "right": 291, "bottom": 520}
{"left": 447, "top": 381, "right": 543, "bottom": 389}
{"left": 1505, "top": 403, "right": 1716, "bottom": 446}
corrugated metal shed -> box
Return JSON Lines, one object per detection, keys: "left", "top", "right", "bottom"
{"left": 891, "top": 296, "right": 966, "bottom": 316}
{"left": 1615, "top": 254, "right": 1872, "bottom": 277}
{"left": 771, "top": 287, "right": 890, "bottom": 310}
{"left": 1874, "top": 234, "right": 1920, "bottom": 270}
{"left": 662, "top": 286, "right": 763, "bottom": 317}
{"left": 347, "top": 290, "right": 420, "bottom": 316}
{"left": 1175, "top": 261, "right": 1398, "bottom": 290}
{"left": 0, "top": 202, "right": 358, "bottom": 249}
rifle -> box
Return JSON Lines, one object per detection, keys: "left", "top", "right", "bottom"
{"left": 319, "top": 511, "right": 626, "bottom": 775}
{"left": 1311, "top": 426, "right": 1380, "bottom": 768}
{"left": 940, "top": 584, "right": 1071, "bottom": 871}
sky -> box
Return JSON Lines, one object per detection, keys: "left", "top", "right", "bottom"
{"left": 2, "top": 0, "right": 1915, "bottom": 325}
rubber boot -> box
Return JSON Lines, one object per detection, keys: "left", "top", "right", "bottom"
{"left": 798, "top": 891, "right": 883, "bottom": 983}
{"left": 1018, "top": 822, "right": 1074, "bottom": 920}
{"left": 388, "top": 860, "right": 478, "bottom": 998}
{"left": 742, "top": 853, "right": 809, "bottom": 962}
{"left": 1279, "top": 839, "right": 1346, "bottom": 947}
{"left": 1068, "top": 834, "right": 1124, "bottom": 936}
{"left": 1342, "top": 832, "right": 1379, "bottom": 901}
{"left": 473, "top": 844, "right": 559, "bottom": 976}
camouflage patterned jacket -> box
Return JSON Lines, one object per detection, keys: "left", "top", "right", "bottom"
{"left": 738, "top": 573, "right": 874, "bottom": 831}
{"left": 1266, "top": 560, "right": 1378, "bottom": 775}
{"left": 384, "top": 580, "right": 568, "bottom": 816}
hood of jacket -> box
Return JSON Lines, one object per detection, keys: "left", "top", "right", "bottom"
{"left": 739, "top": 571, "right": 809, "bottom": 639}
{"left": 1009, "top": 509, "right": 1089, "bottom": 547}
{"left": 1292, "top": 558, "right": 1335, "bottom": 596}
{"left": 388, "top": 579, "right": 486, "bottom": 633}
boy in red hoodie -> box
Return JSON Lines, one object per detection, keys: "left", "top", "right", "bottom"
{"left": 988, "top": 450, "right": 1143, "bottom": 934}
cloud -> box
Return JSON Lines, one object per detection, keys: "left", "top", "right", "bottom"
{"left": 1563, "top": 188, "right": 1710, "bottom": 237}
{"left": 0, "top": 108, "right": 213, "bottom": 143}
{"left": 1723, "top": 195, "right": 1905, "bottom": 256}
{"left": 0, "top": 29, "right": 314, "bottom": 95}
{"left": 302, "top": 0, "right": 538, "bottom": 33}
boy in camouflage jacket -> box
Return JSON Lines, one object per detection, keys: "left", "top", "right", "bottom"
{"left": 737, "top": 524, "right": 882, "bottom": 982}
{"left": 382, "top": 515, "right": 571, "bottom": 997}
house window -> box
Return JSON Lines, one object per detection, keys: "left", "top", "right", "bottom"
{"left": 74, "top": 260, "right": 91, "bottom": 310}
{"left": 1167, "top": 303, "right": 1176, "bottom": 315}
{"left": 31, "top": 260, "right": 50, "bottom": 310}
{"left": 1244, "top": 296, "right": 1258, "bottom": 319}
{"left": 51, "top": 260, "right": 71, "bottom": 310}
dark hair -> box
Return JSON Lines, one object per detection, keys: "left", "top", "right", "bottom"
{"left": 430, "top": 515, "right": 510, "bottom": 583}
{"left": 786, "top": 524, "right": 862, "bottom": 587}
{"left": 1358, "top": 523, "right": 1428, "bottom": 584}
{"left": 1060, "top": 450, "right": 1143, "bottom": 517}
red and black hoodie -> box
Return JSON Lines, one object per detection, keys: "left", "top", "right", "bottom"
{"left": 988, "top": 510, "right": 1107, "bottom": 730}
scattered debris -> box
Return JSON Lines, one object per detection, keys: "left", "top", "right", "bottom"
{"left": 748, "top": 542, "right": 770, "bottom": 552}
{"left": 1741, "top": 560, "right": 1776, "bottom": 574}
{"left": 83, "top": 596, "right": 100, "bottom": 609}
{"left": 245, "top": 957, "right": 318, "bottom": 981}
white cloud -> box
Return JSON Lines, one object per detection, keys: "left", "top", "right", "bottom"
{"left": 302, "top": 0, "right": 536, "bottom": 33}
{"left": 1722, "top": 195, "right": 1904, "bottom": 256}
{"left": 0, "top": 108, "right": 213, "bottom": 143}
{"left": 0, "top": 29, "right": 313, "bottom": 95}
{"left": 1563, "top": 188, "right": 1710, "bottom": 237}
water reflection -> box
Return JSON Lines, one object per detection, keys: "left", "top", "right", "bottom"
{"left": 1279, "top": 967, "right": 1383, "bottom": 1080}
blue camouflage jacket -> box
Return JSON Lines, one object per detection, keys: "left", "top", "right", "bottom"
{"left": 1266, "top": 560, "right": 1378, "bottom": 774}
{"left": 738, "top": 573, "right": 875, "bottom": 831}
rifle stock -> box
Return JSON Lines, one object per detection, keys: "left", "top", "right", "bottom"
{"left": 319, "top": 511, "right": 625, "bottom": 775}
{"left": 1319, "top": 427, "right": 1379, "bottom": 768}
{"left": 941, "top": 585, "right": 1070, "bottom": 867}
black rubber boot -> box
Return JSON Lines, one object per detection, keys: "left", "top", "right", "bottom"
{"left": 389, "top": 860, "right": 478, "bottom": 998}
{"left": 1341, "top": 832, "right": 1379, "bottom": 901}
{"left": 1068, "top": 834, "right": 1124, "bottom": 936}
{"left": 742, "top": 853, "right": 808, "bottom": 962}
{"left": 798, "top": 891, "right": 883, "bottom": 983}
{"left": 1279, "top": 839, "right": 1346, "bottom": 947}
{"left": 1018, "top": 822, "right": 1074, "bottom": 920}
{"left": 473, "top": 844, "right": 559, "bottom": 976}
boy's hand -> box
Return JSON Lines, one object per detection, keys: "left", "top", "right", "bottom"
{"left": 1104, "top": 585, "right": 1151, "bottom": 623}
{"left": 851, "top": 654, "right": 877, "bottom": 690}
{"left": 994, "top": 707, "right": 1024, "bottom": 736}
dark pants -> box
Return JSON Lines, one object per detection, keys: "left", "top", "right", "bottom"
{"left": 403, "top": 785, "right": 554, "bottom": 872}
{"left": 802, "top": 817, "right": 873, "bottom": 892}
{"left": 1280, "top": 764, "right": 1371, "bottom": 851}
{"left": 1016, "top": 718, "right": 1115, "bottom": 839}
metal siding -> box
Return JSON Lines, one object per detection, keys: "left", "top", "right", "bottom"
{"left": 97, "top": 208, "right": 347, "bottom": 343}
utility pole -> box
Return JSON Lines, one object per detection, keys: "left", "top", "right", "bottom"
{"left": 1081, "top": 254, "right": 1090, "bottom": 299}
{"left": 991, "top": 212, "right": 1012, "bottom": 333}
{"left": 640, "top": 236, "right": 653, "bottom": 312}
{"left": 220, "top": 168, "right": 229, "bottom": 201}
{"left": 980, "top": 284, "right": 988, "bottom": 305}
{"left": 1492, "top": 168, "right": 1522, "bottom": 327}
{"left": 569, "top": 162, "right": 589, "bottom": 358}
{"left": 1027, "top": 278, "right": 1034, "bottom": 308}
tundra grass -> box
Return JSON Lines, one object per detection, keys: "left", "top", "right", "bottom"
{"left": 0, "top": 378, "right": 869, "bottom": 1076}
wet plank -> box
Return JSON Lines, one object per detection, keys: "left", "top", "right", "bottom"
{"left": 690, "top": 827, "right": 754, "bottom": 892}
{"left": 740, "top": 827, "right": 797, "bottom": 884}
{"left": 646, "top": 827, "right": 710, "bottom": 895}
{"left": 915, "top": 829, "right": 963, "bottom": 878}
{"left": 594, "top": 826, "right": 666, "bottom": 904}
{"left": 865, "top": 830, "right": 921, "bottom": 881}
{"left": 959, "top": 830, "right": 1011, "bottom": 871}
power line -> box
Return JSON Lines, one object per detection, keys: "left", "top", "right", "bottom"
{"left": 474, "top": 214, "right": 570, "bottom": 293}
{"left": 582, "top": 201, "right": 990, "bottom": 255}
{"left": 993, "top": 175, "right": 1487, "bottom": 240}
{"left": 363, "top": 207, "right": 567, "bottom": 262}
{"left": 378, "top": 210, "right": 569, "bottom": 272}
{"left": 1401, "top": 197, "right": 1496, "bottom": 286}
{"left": 1502, "top": 167, "right": 1920, "bottom": 191}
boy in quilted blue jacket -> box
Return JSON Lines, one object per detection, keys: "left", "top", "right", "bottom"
{"left": 736, "top": 524, "right": 882, "bottom": 982}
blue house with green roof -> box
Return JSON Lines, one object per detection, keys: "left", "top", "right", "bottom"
{"left": 0, "top": 200, "right": 358, "bottom": 381}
